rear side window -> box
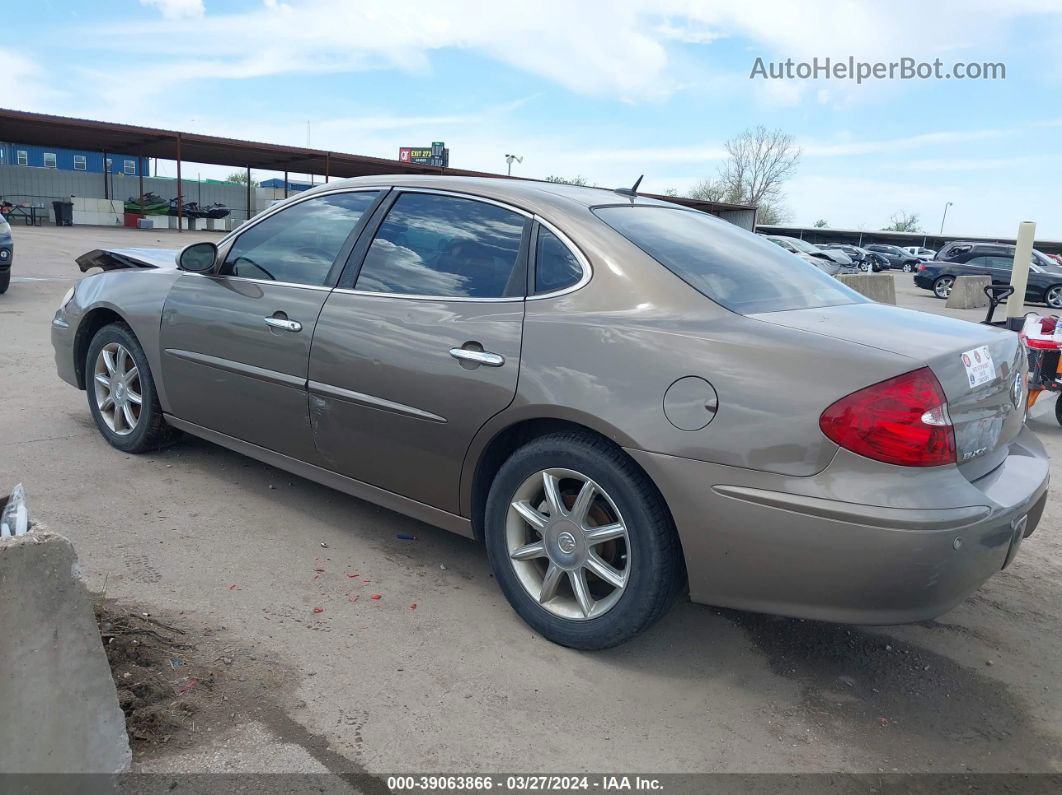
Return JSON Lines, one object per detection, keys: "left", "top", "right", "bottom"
{"left": 222, "top": 191, "right": 378, "bottom": 285}
{"left": 593, "top": 206, "right": 865, "bottom": 314}
{"left": 355, "top": 193, "right": 527, "bottom": 298}
{"left": 535, "top": 226, "right": 583, "bottom": 294}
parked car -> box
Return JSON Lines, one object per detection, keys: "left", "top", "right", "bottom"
{"left": 904, "top": 246, "right": 936, "bottom": 260}
{"left": 0, "top": 215, "right": 12, "bottom": 294}
{"left": 762, "top": 235, "right": 852, "bottom": 275}
{"left": 864, "top": 243, "right": 922, "bottom": 272}
{"left": 915, "top": 251, "right": 1062, "bottom": 308}
{"left": 52, "top": 176, "right": 1048, "bottom": 649}
{"left": 935, "top": 240, "right": 1058, "bottom": 270}
{"left": 821, "top": 244, "right": 887, "bottom": 272}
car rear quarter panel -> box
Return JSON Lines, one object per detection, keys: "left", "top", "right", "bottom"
{"left": 461, "top": 213, "right": 918, "bottom": 512}
{"left": 65, "top": 269, "right": 181, "bottom": 409}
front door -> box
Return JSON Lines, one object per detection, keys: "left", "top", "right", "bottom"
{"left": 160, "top": 189, "right": 382, "bottom": 461}
{"left": 308, "top": 190, "right": 529, "bottom": 513}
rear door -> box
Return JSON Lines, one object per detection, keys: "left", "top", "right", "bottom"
{"left": 307, "top": 190, "right": 529, "bottom": 513}
{"left": 160, "top": 189, "right": 382, "bottom": 461}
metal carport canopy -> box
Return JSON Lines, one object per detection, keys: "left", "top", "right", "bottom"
{"left": 0, "top": 108, "right": 756, "bottom": 218}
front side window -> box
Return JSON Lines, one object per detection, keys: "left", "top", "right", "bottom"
{"left": 221, "top": 191, "right": 378, "bottom": 286}
{"left": 535, "top": 226, "right": 583, "bottom": 294}
{"left": 16, "top": 150, "right": 28, "bottom": 166}
{"left": 43, "top": 152, "right": 57, "bottom": 168}
{"left": 73, "top": 155, "right": 87, "bottom": 170}
{"left": 355, "top": 192, "right": 526, "bottom": 298}
{"left": 594, "top": 205, "right": 864, "bottom": 314}
{"left": 123, "top": 159, "right": 136, "bottom": 175}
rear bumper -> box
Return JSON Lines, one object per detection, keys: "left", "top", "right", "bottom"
{"left": 628, "top": 426, "right": 1049, "bottom": 624}
{"left": 913, "top": 273, "right": 934, "bottom": 290}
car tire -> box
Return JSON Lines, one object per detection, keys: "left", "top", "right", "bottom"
{"left": 0, "top": 270, "right": 9, "bottom": 295}
{"left": 902, "top": 262, "right": 914, "bottom": 273}
{"left": 85, "top": 322, "right": 180, "bottom": 453}
{"left": 933, "top": 276, "right": 955, "bottom": 299}
{"left": 484, "top": 432, "right": 685, "bottom": 650}
{"left": 861, "top": 262, "right": 872, "bottom": 273}
{"left": 1045, "top": 285, "right": 1062, "bottom": 310}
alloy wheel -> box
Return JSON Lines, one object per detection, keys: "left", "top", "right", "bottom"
{"left": 505, "top": 468, "right": 631, "bottom": 620}
{"left": 1047, "top": 286, "right": 1062, "bottom": 309}
{"left": 934, "top": 277, "right": 954, "bottom": 299}
{"left": 903, "top": 263, "right": 913, "bottom": 273}
{"left": 93, "top": 342, "right": 142, "bottom": 435}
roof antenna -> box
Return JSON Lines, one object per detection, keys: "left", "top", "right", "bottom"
{"left": 614, "top": 175, "right": 643, "bottom": 201}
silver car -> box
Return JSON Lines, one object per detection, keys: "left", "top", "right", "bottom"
{"left": 52, "top": 176, "right": 1048, "bottom": 649}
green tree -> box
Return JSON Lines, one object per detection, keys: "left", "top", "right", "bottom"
{"left": 882, "top": 211, "right": 922, "bottom": 232}
{"left": 226, "top": 170, "right": 259, "bottom": 187}
{"left": 814, "top": 219, "right": 829, "bottom": 228}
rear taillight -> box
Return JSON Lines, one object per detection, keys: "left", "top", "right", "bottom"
{"left": 918, "top": 263, "right": 927, "bottom": 271}
{"left": 819, "top": 367, "right": 956, "bottom": 467}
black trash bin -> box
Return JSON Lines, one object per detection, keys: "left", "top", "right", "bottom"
{"left": 52, "top": 200, "right": 73, "bottom": 226}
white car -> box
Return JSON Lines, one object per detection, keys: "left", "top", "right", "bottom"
{"left": 904, "top": 246, "right": 936, "bottom": 260}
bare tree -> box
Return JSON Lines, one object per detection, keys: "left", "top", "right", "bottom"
{"left": 814, "top": 219, "right": 829, "bottom": 228}
{"left": 544, "top": 175, "right": 590, "bottom": 186}
{"left": 687, "top": 126, "right": 800, "bottom": 223}
{"left": 882, "top": 211, "right": 922, "bottom": 232}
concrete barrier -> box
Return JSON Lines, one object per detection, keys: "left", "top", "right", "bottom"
{"left": 945, "top": 275, "right": 991, "bottom": 310}
{"left": 837, "top": 273, "right": 896, "bottom": 304}
{"left": 0, "top": 529, "right": 131, "bottom": 773}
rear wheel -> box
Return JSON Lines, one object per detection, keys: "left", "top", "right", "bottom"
{"left": 85, "top": 323, "right": 179, "bottom": 453}
{"left": 1045, "top": 284, "right": 1062, "bottom": 310}
{"left": 1055, "top": 393, "right": 1062, "bottom": 427}
{"left": 861, "top": 261, "right": 872, "bottom": 273}
{"left": 0, "top": 270, "right": 9, "bottom": 294}
{"left": 902, "top": 262, "right": 915, "bottom": 273}
{"left": 485, "top": 433, "right": 684, "bottom": 650}
{"left": 933, "top": 275, "right": 955, "bottom": 299}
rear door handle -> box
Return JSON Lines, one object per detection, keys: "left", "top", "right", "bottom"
{"left": 264, "top": 317, "right": 303, "bottom": 332}
{"left": 449, "top": 348, "right": 505, "bottom": 367}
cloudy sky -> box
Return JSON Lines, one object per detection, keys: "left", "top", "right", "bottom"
{"left": 3, "top": 0, "right": 1062, "bottom": 237}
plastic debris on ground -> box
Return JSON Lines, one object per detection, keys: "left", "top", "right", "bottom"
{"left": 0, "top": 483, "right": 30, "bottom": 538}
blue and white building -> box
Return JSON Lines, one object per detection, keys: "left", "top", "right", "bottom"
{"left": 0, "top": 143, "right": 149, "bottom": 176}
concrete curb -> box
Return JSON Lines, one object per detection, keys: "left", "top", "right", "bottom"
{"left": 0, "top": 528, "right": 131, "bottom": 773}
{"left": 946, "top": 275, "right": 991, "bottom": 310}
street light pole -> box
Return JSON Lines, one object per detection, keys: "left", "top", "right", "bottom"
{"left": 940, "top": 201, "right": 953, "bottom": 235}
{"left": 504, "top": 153, "right": 523, "bottom": 176}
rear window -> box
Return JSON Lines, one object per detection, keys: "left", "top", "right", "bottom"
{"left": 593, "top": 206, "right": 865, "bottom": 314}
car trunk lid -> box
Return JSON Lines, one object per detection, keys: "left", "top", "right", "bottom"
{"left": 750, "top": 302, "right": 1027, "bottom": 478}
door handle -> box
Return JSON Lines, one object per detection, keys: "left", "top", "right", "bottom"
{"left": 449, "top": 348, "right": 505, "bottom": 367}
{"left": 264, "top": 316, "right": 303, "bottom": 332}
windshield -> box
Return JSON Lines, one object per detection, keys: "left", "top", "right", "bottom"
{"left": 594, "top": 206, "right": 865, "bottom": 314}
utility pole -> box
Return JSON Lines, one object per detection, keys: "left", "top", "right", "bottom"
{"left": 940, "top": 201, "right": 953, "bottom": 234}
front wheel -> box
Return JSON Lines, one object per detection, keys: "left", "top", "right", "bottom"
{"left": 861, "top": 261, "right": 872, "bottom": 273}
{"left": 85, "top": 323, "right": 179, "bottom": 453}
{"left": 0, "top": 270, "right": 9, "bottom": 295}
{"left": 1045, "top": 284, "right": 1062, "bottom": 310}
{"left": 933, "top": 275, "right": 955, "bottom": 299}
{"left": 484, "top": 433, "right": 684, "bottom": 650}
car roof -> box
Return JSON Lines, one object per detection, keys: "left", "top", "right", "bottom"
{"left": 300, "top": 174, "right": 680, "bottom": 214}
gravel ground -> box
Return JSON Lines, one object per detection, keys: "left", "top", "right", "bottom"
{"left": 0, "top": 224, "right": 1059, "bottom": 777}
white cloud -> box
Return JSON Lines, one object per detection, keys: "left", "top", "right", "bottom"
{"left": 139, "top": 0, "right": 204, "bottom": 19}
{"left": 0, "top": 48, "right": 64, "bottom": 110}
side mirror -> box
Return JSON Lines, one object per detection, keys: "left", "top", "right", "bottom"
{"left": 178, "top": 242, "right": 218, "bottom": 273}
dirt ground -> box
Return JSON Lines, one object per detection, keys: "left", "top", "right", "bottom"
{"left": 1, "top": 224, "right": 1060, "bottom": 777}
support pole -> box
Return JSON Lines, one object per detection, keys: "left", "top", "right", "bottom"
{"left": 102, "top": 150, "right": 109, "bottom": 200}
{"left": 246, "top": 166, "right": 252, "bottom": 222}
{"left": 1006, "top": 221, "right": 1037, "bottom": 330}
{"left": 284, "top": 171, "right": 289, "bottom": 199}
{"left": 138, "top": 152, "right": 144, "bottom": 211}
{"left": 175, "top": 133, "right": 183, "bottom": 232}
{"left": 325, "top": 152, "right": 330, "bottom": 184}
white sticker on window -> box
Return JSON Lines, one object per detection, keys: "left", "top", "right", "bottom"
{"left": 961, "top": 345, "right": 995, "bottom": 388}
